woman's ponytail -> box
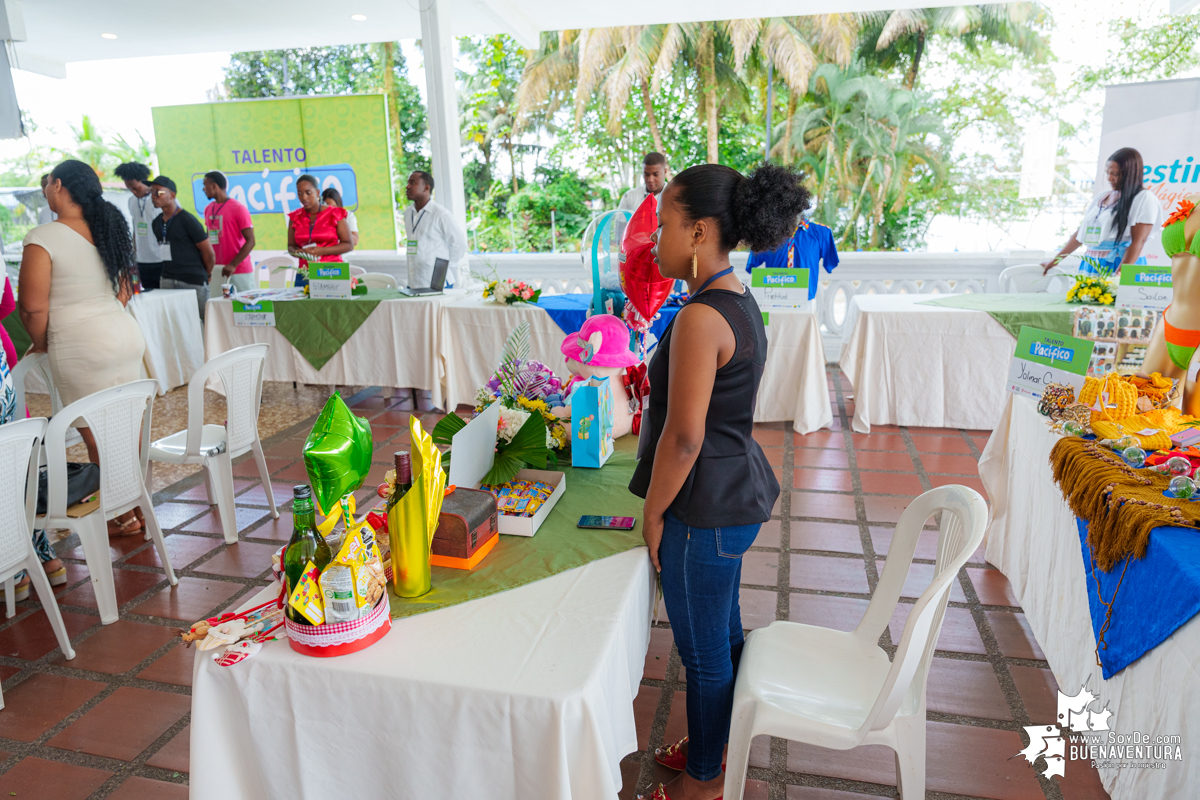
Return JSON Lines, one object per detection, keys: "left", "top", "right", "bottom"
{"left": 50, "top": 159, "right": 135, "bottom": 293}
{"left": 670, "top": 162, "right": 812, "bottom": 253}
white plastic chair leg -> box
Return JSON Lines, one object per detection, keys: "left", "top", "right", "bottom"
{"left": 3, "top": 576, "right": 14, "bottom": 619}
{"left": 141, "top": 490, "right": 178, "bottom": 587}
{"left": 26, "top": 557, "right": 75, "bottom": 660}
{"left": 203, "top": 468, "right": 215, "bottom": 505}
{"left": 75, "top": 515, "right": 119, "bottom": 625}
{"left": 250, "top": 440, "right": 279, "bottom": 520}
{"left": 722, "top": 700, "right": 758, "bottom": 800}
{"left": 893, "top": 713, "right": 926, "bottom": 799}
{"left": 206, "top": 452, "right": 240, "bottom": 545}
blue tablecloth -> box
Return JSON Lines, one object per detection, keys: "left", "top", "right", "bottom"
{"left": 536, "top": 294, "right": 680, "bottom": 339}
{"left": 1078, "top": 518, "right": 1200, "bottom": 678}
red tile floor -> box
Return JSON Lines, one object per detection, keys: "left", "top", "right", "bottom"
{"left": 0, "top": 374, "right": 1111, "bottom": 799}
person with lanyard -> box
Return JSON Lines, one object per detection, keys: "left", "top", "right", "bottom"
{"left": 202, "top": 171, "right": 257, "bottom": 294}
{"left": 745, "top": 214, "right": 839, "bottom": 301}
{"left": 115, "top": 162, "right": 162, "bottom": 290}
{"left": 288, "top": 173, "right": 353, "bottom": 286}
{"left": 403, "top": 171, "right": 467, "bottom": 289}
{"left": 321, "top": 187, "right": 358, "bottom": 247}
{"left": 149, "top": 176, "right": 215, "bottom": 321}
{"left": 618, "top": 152, "right": 669, "bottom": 213}
{"left": 1042, "top": 147, "right": 1160, "bottom": 275}
{"left": 628, "top": 162, "right": 809, "bottom": 800}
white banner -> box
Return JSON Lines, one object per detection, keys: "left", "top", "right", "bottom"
{"left": 1097, "top": 78, "right": 1200, "bottom": 267}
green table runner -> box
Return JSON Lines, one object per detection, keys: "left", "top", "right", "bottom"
{"left": 273, "top": 288, "right": 414, "bottom": 371}
{"left": 387, "top": 435, "right": 646, "bottom": 620}
{"left": 920, "top": 293, "right": 1077, "bottom": 338}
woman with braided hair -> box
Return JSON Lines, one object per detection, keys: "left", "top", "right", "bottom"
{"left": 19, "top": 159, "right": 147, "bottom": 536}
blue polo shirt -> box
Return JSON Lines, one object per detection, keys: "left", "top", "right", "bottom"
{"left": 745, "top": 220, "right": 839, "bottom": 300}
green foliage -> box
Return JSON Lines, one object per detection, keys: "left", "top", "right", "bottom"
{"left": 482, "top": 412, "right": 555, "bottom": 486}
{"left": 1073, "top": 13, "right": 1200, "bottom": 92}
{"left": 430, "top": 412, "right": 467, "bottom": 471}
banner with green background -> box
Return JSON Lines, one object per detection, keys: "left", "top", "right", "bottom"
{"left": 151, "top": 95, "right": 396, "bottom": 250}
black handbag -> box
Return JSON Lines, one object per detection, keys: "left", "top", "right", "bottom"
{"left": 35, "top": 463, "right": 101, "bottom": 515}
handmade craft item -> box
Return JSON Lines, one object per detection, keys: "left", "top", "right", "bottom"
{"left": 303, "top": 393, "right": 373, "bottom": 515}
{"left": 1038, "top": 383, "right": 1075, "bottom": 417}
{"left": 620, "top": 193, "right": 673, "bottom": 334}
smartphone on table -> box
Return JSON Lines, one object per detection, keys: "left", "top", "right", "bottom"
{"left": 577, "top": 515, "right": 636, "bottom": 530}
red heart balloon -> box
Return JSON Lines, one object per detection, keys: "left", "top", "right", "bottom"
{"left": 620, "top": 194, "right": 674, "bottom": 332}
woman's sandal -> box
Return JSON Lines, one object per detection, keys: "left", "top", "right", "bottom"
{"left": 639, "top": 783, "right": 722, "bottom": 800}
{"left": 0, "top": 575, "right": 31, "bottom": 603}
{"left": 654, "top": 737, "right": 726, "bottom": 773}
{"left": 44, "top": 564, "right": 68, "bottom": 587}
{"left": 107, "top": 511, "right": 143, "bottom": 537}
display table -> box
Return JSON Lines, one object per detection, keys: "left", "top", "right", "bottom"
{"left": 191, "top": 547, "right": 654, "bottom": 799}
{"left": 838, "top": 294, "right": 1016, "bottom": 432}
{"left": 441, "top": 298, "right": 832, "bottom": 433}
{"left": 205, "top": 291, "right": 463, "bottom": 409}
{"left": 979, "top": 394, "right": 1198, "bottom": 798}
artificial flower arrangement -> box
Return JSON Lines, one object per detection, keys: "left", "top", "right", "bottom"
{"left": 432, "top": 321, "right": 569, "bottom": 484}
{"left": 1064, "top": 255, "right": 1117, "bottom": 305}
{"left": 483, "top": 277, "right": 541, "bottom": 305}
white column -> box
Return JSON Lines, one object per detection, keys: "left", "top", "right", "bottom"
{"left": 419, "top": 0, "right": 466, "bottom": 230}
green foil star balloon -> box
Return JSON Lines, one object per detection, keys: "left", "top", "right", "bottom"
{"left": 303, "top": 393, "right": 373, "bottom": 514}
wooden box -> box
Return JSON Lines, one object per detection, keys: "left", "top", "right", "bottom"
{"left": 431, "top": 487, "right": 498, "bottom": 570}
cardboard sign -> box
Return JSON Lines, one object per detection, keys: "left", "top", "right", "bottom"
{"left": 1006, "top": 326, "right": 1095, "bottom": 399}
{"left": 1115, "top": 265, "right": 1172, "bottom": 311}
{"left": 232, "top": 299, "right": 276, "bottom": 327}
{"left": 308, "top": 262, "right": 351, "bottom": 299}
{"left": 749, "top": 267, "right": 810, "bottom": 311}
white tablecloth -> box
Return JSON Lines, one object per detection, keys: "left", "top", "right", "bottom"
{"left": 128, "top": 289, "right": 205, "bottom": 395}
{"left": 205, "top": 292, "right": 464, "bottom": 409}
{"left": 191, "top": 549, "right": 655, "bottom": 800}
{"left": 838, "top": 294, "right": 1015, "bottom": 432}
{"left": 979, "top": 395, "right": 1198, "bottom": 799}
{"left": 441, "top": 299, "right": 832, "bottom": 433}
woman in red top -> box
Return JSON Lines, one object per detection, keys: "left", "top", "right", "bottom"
{"left": 288, "top": 174, "right": 353, "bottom": 273}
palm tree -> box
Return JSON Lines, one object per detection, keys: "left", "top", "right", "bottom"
{"left": 65, "top": 116, "right": 109, "bottom": 178}
{"left": 857, "top": 4, "right": 1050, "bottom": 89}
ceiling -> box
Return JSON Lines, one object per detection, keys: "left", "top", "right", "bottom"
{"left": 10, "top": 0, "right": 972, "bottom": 79}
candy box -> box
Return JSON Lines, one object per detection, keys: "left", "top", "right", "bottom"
{"left": 432, "top": 488, "right": 498, "bottom": 569}
{"left": 496, "top": 469, "right": 565, "bottom": 537}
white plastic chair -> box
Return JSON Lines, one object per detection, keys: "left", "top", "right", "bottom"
{"left": 349, "top": 265, "right": 367, "bottom": 277}
{"left": 0, "top": 418, "right": 76, "bottom": 687}
{"left": 723, "top": 485, "right": 988, "bottom": 800}
{"left": 357, "top": 272, "right": 397, "bottom": 290}
{"left": 998, "top": 263, "right": 1067, "bottom": 294}
{"left": 11, "top": 353, "right": 84, "bottom": 448}
{"left": 261, "top": 255, "right": 297, "bottom": 289}
{"left": 36, "top": 380, "right": 177, "bottom": 625}
{"left": 148, "top": 344, "right": 276, "bottom": 544}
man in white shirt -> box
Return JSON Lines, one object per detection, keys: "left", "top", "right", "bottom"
{"left": 115, "top": 161, "right": 163, "bottom": 290}
{"left": 403, "top": 171, "right": 467, "bottom": 290}
{"left": 617, "top": 152, "right": 668, "bottom": 213}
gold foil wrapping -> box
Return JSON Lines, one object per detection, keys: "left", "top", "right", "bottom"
{"left": 388, "top": 416, "right": 448, "bottom": 598}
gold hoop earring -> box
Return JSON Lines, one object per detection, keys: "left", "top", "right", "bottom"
{"left": 691, "top": 248, "right": 698, "bottom": 279}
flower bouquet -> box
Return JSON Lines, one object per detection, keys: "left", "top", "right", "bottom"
{"left": 1065, "top": 257, "right": 1115, "bottom": 305}
{"left": 433, "top": 321, "right": 568, "bottom": 485}
{"left": 483, "top": 278, "right": 541, "bottom": 305}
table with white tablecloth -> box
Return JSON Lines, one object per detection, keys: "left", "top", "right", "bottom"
{"left": 204, "top": 292, "right": 463, "bottom": 409}
{"left": 191, "top": 548, "right": 654, "bottom": 800}
{"left": 440, "top": 298, "right": 832, "bottom": 433}
{"left": 838, "top": 294, "right": 1015, "bottom": 433}
{"left": 979, "top": 395, "right": 1198, "bottom": 799}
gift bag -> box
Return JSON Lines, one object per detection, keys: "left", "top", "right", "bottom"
{"left": 571, "top": 376, "right": 615, "bottom": 468}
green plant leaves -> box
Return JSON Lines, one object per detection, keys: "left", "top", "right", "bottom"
{"left": 431, "top": 412, "right": 468, "bottom": 472}
{"left": 482, "top": 411, "right": 553, "bottom": 485}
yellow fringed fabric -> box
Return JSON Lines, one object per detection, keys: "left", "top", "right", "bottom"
{"left": 1049, "top": 437, "right": 1200, "bottom": 571}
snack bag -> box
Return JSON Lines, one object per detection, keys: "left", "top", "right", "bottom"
{"left": 319, "top": 566, "right": 358, "bottom": 624}
{"left": 332, "top": 524, "right": 386, "bottom": 614}
{"left": 287, "top": 561, "right": 325, "bottom": 626}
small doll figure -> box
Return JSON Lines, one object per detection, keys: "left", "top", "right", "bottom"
{"left": 556, "top": 314, "right": 643, "bottom": 438}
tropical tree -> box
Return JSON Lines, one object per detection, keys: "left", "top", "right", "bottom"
{"left": 460, "top": 36, "right": 534, "bottom": 194}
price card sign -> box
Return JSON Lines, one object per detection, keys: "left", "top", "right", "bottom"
{"left": 232, "top": 300, "right": 276, "bottom": 327}
{"left": 749, "top": 267, "right": 810, "bottom": 311}
{"left": 1116, "top": 266, "right": 1172, "bottom": 311}
{"left": 308, "top": 262, "right": 352, "bottom": 299}
{"left": 1006, "top": 326, "right": 1094, "bottom": 399}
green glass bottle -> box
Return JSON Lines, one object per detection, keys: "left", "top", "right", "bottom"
{"left": 283, "top": 485, "right": 332, "bottom": 625}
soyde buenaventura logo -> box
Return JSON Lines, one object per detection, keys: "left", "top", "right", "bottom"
{"left": 1014, "top": 682, "right": 1183, "bottom": 779}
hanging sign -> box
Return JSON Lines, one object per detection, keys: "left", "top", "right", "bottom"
{"left": 1007, "top": 326, "right": 1095, "bottom": 399}
{"left": 750, "top": 267, "right": 810, "bottom": 311}
{"left": 1115, "top": 266, "right": 1172, "bottom": 311}
{"left": 232, "top": 300, "right": 276, "bottom": 327}
{"left": 308, "top": 262, "right": 352, "bottom": 299}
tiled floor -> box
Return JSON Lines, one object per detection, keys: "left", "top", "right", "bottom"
{"left": 0, "top": 373, "right": 1111, "bottom": 799}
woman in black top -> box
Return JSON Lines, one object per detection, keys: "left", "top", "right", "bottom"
{"left": 630, "top": 163, "right": 810, "bottom": 800}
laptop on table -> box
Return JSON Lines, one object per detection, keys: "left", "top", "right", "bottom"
{"left": 400, "top": 258, "right": 449, "bottom": 296}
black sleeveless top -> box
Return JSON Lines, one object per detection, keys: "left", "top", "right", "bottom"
{"left": 629, "top": 286, "right": 780, "bottom": 527}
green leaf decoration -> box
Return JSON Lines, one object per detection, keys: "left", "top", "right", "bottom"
{"left": 500, "top": 320, "right": 531, "bottom": 366}
{"left": 482, "top": 412, "right": 552, "bottom": 484}
{"left": 431, "top": 412, "right": 468, "bottom": 447}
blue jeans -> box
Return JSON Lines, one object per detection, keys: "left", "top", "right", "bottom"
{"left": 659, "top": 510, "right": 761, "bottom": 782}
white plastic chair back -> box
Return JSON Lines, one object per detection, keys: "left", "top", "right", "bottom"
{"left": 358, "top": 272, "right": 397, "bottom": 290}
{"left": 260, "top": 255, "right": 297, "bottom": 289}
{"left": 999, "top": 263, "right": 1066, "bottom": 294}
{"left": 0, "top": 417, "right": 46, "bottom": 576}
{"left": 855, "top": 486, "right": 987, "bottom": 733}
{"left": 43, "top": 380, "right": 158, "bottom": 519}
{"left": 11, "top": 353, "right": 64, "bottom": 419}
{"left": 349, "top": 265, "right": 367, "bottom": 277}
{"left": 186, "top": 344, "right": 268, "bottom": 458}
